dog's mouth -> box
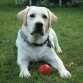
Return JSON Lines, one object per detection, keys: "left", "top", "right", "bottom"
{"left": 31, "top": 30, "right": 44, "bottom": 36}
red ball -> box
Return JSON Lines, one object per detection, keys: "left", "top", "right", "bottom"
{"left": 38, "top": 64, "right": 52, "bottom": 75}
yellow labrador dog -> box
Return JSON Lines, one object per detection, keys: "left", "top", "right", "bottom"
{"left": 16, "top": 6, "right": 71, "bottom": 78}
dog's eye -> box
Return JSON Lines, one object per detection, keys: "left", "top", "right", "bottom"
{"left": 42, "top": 14, "right": 47, "bottom": 19}
{"left": 30, "top": 14, "right": 35, "bottom": 18}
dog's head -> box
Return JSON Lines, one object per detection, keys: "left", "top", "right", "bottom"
{"left": 17, "top": 6, "right": 57, "bottom": 36}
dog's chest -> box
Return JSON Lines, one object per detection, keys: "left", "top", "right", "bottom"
{"left": 24, "top": 44, "right": 49, "bottom": 62}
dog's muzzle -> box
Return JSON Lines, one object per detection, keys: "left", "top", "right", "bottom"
{"left": 31, "top": 22, "right": 44, "bottom": 36}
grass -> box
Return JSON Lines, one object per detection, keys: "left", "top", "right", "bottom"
{"left": 0, "top": 0, "right": 83, "bottom": 83}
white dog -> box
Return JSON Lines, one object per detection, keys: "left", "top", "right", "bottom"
{"left": 16, "top": 6, "right": 71, "bottom": 78}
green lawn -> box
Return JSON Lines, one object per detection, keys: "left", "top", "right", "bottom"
{"left": 0, "top": 0, "right": 83, "bottom": 83}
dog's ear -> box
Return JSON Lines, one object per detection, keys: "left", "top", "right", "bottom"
{"left": 17, "top": 6, "right": 30, "bottom": 25}
{"left": 48, "top": 9, "right": 57, "bottom": 27}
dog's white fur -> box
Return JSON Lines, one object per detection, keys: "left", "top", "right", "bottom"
{"left": 16, "top": 6, "right": 71, "bottom": 78}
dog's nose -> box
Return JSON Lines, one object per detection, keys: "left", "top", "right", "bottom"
{"left": 35, "top": 22, "right": 43, "bottom": 33}
{"left": 35, "top": 22, "right": 43, "bottom": 28}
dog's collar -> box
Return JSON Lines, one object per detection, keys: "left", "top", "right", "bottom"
{"left": 20, "top": 29, "right": 51, "bottom": 47}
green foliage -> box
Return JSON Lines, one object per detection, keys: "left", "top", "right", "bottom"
{"left": 66, "top": 0, "right": 83, "bottom": 7}
{"left": 29, "top": 0, "right": 83, "bottom": 7}
{"left": 0, "top": 0, "right": 83, "bottom": 82}
{"left": 36, "top": 0, "right": 51, "bottom": 7}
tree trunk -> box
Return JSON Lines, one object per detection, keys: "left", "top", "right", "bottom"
{"left": 29, "top": 0, "right": 32, "bottom": 6}
{"left": 59, "top": 0, "right": 62, "bottom": 6}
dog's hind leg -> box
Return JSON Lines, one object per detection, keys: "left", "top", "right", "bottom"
{"left": 50, "top": 28, "right": 62, "bottom": 53}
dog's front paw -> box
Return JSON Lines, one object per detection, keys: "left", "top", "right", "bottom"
{"left": 56, "top": 47, "right": 62, "bottom": 53}
{"left": 19, "top": 69, "right": 31, "bottom": 78}
{"left": 59, "top": 69, "right": 71, "bottom": 78}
